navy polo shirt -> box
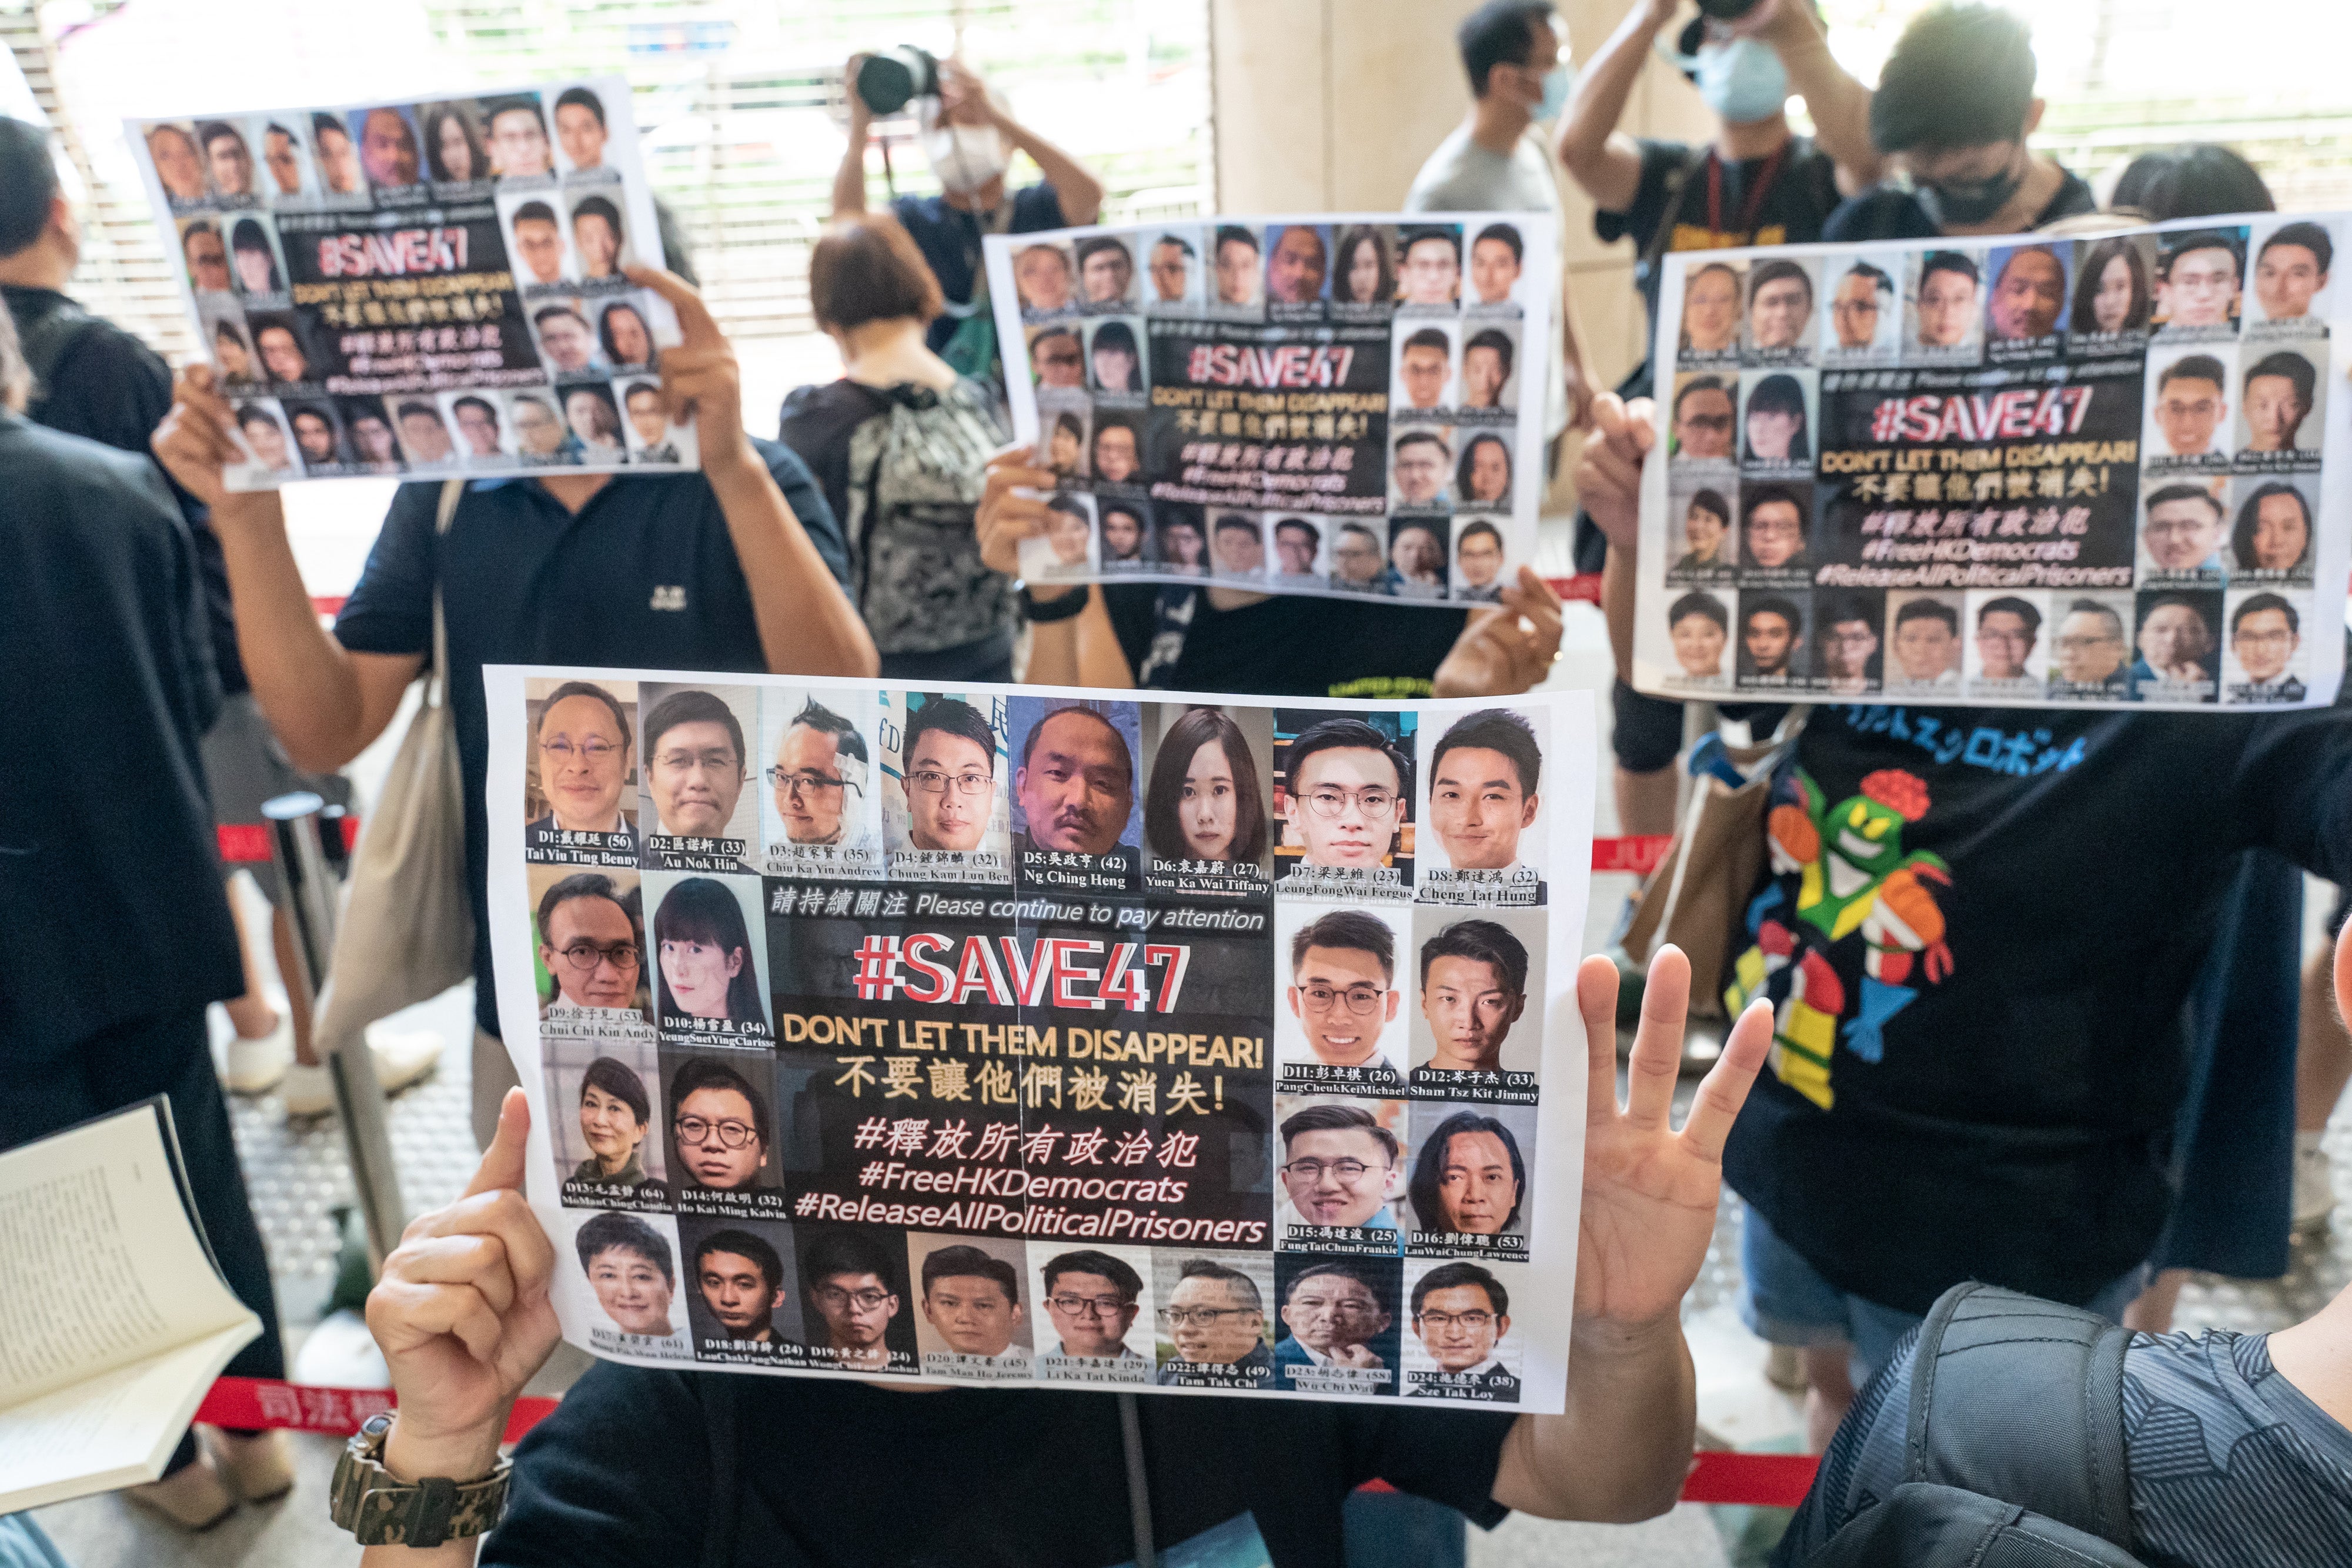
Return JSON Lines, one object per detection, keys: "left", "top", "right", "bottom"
{"left": 333, "top": 438, "right": 849, "bottom": 1040}
{"left": 891, "top": 183, "right": 1068, "bottom": 353}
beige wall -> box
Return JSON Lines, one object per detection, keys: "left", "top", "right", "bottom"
{"left": 1210, "top": 0, "right": 1718, "bottom": 393}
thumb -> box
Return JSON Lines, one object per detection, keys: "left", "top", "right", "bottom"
{"left": 623, "top": 263, "right": 719, "bottom": 347}
{"left": 463, "top": 1086, "right": 532, "bottom": 1198}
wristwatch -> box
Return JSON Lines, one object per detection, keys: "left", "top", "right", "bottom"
{"left": 1020, "top": 583, "right": 1089, "bottom": 623}
{"left": 330, "top": 1412, "right": 512, "bottom": 1547}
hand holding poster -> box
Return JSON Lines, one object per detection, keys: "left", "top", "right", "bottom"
{"left": 988, "top": 215, "right": 1555, "bottom": 607}
{"left": 1631, "top": 214, "right": 2350, "bottom": 709}
{"left": 129, "top": 82, "right": 698, "bottom": 489}
{"left": 489, "top": 668, "right": 1595, "bottom": 1408}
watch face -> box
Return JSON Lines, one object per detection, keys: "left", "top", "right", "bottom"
{"left": 360, "top": 1410, "right": 397, "bottom": 1441}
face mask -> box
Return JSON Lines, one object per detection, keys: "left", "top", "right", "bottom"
{"left": 1915, "top": 159, "right": 2023, "bottom": 229}
{"left": 1534, "top": 63, "right": 1573, "bottom": 122}
{"left": 923, "top": 120, "right": 1009, "bottom": 196}
{"left": 1693, "top": 36, "right": 1789, "bottom": 126}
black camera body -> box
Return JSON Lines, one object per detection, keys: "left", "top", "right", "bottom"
{"left": 855, "top": 46, "right": 940, "bottom": 116}
{"left": 1695, "top": 0, "right": 1763, "bottom": 18}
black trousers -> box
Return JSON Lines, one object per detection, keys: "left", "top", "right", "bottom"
{"left": 1, "top": 1007, "right": 286, "bottom": 1471}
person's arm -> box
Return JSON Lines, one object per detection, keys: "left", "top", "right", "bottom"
{"left": 947, "top": 61, "right": 1104, "bottom": 226}
{"left": 1753, "top": 0, "right": 1880, "bottom": 194}
{"left": 633, "top": 266, "right": 878, "bottom": 678}
{"left": 974, "top": 446, "right": 1134, "bottom": 688}
{"left": 1560, "top": 283, "right": 1596, "bottom": 433}
{"left": 830, "top": 55, "right": 874, "bottom": 218}
{"left": 1492, "top": 950, "right": 1773, "bottom": 1519}
{"left": 1578, "top": 392, "right": 1656, "bottom": 684}
{"left": 151, "top": 367, "right": 419, "bottom": 771}
{"left": 1555, "top": 0, "right": 1678, "bottom": 212}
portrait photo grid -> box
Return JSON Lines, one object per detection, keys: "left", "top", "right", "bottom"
{"left": 986, "top": 212, "right": 1556, "bottom": 609}
{"left": 1632, "top": 212, "right": 2350, "bottom": 710}
{"left": 129, "top": 78, "right": 697, "bottom": 490}
{"left": 487, "top": 666, "right": 1595, "bottom": 1409}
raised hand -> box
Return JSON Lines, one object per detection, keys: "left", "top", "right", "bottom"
{"left": 974, "top": 443, "right": 1065, "bottom": 581}
{"left": 151, "top": 363, "right": 248, "bottom": 510}
{"left": 627, "top": 263, "right": 746, "bottom": 470}
{"left": 1573, "top": 392, "right": 1657, "bottom": 556}
{"left": 368, "top": 1089, "right": 561, "bottom": 1483}
{"left": 1434, "top": 566, "right": 1565, "bottom": 697}
{"left": 1573, "top": 948, "right": 1772, "bottom": 1332}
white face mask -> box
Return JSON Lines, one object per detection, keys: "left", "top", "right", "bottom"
{"left": 922, "top": 117, "right": 1009, "bottom": 196}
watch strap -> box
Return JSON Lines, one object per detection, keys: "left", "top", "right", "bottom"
{"left": 1020, "top": 583, "right": 1089, "bottom": 623}
{"left": 332, "top": 1414, "right": 512, "bottom": 1547}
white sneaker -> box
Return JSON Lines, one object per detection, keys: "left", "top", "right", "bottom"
{"left": 2293, "top": 1136, "right": 2335, "bottom": 1236}
{"left": 279, "top": 1028, "right": 445, "bottom": 1118}
{"left": 220, "top": 1017, "right": 293, "bottom": 1095}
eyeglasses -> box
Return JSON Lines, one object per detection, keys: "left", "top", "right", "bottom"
{"left": 1415, "top": 1309, "right": 1495, "bottom": 1331}
{"left": 655, "top": 746, "right": 739, "bottom": 774}
{"left": 1281, "top": 1158, "right": 1384, "bottom": 1183}
{"left": 553, "top": 941, "right": 639, "bottom": 973}
{"left": 767, "top": 768, "right": 848, "bottom": 796}
{"left": 1048, "top": 1293, "right": 1132, "bottom": 1318}
{"left": 2233, "top": 628, "right": 2296, "bottom": 648}
{"left": 910, "top": 768, "right": 993, "bottom": 797}
{"left": 814, "top": 1286, "right": 893, "bottom": 1312}
{"left": 1297, "top": 983, "right": 1386, "bottom": 1015}
{"left": 1677, "top": 412, "right": 1732, "bottom": 432}
{"left": 1158, "top": 1307, "right": 1257, "bottom": 1328}
{"left": 2054, "top": 634, "right": 2120, "bottom": 651}
{"left": 540, "top": 738, "right": 619, "bottom": 763}
{"left": 1304, "top": 786, "right": 1396, "bottom": 819}
{"left": 674, "top": 1115, "right": 759, "bottom": 1149}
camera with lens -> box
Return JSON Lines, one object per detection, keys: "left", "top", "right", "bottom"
{"left": 854, "top": 46, "right": 940, "bottom": 116}
{"left": 1693, "top": 0, "right": 1763, "bottom": 18}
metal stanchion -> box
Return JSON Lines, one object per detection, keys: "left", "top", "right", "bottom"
{"left": 264, "top": 790, "right": 406, "bottom": 1270}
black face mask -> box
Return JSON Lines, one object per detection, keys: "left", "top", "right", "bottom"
{"left": 1917, "top": 158, "right": 2023, "bottom": 229}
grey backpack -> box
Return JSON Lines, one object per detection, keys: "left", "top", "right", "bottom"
{"left": 843, "top": 379, "right": 1016, "bottom": 658}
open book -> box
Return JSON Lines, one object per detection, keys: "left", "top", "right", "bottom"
{"left": 0, "top": 1099, "right": 263, "bottom": 1512}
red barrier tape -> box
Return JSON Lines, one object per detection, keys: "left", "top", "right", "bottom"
{"left": 196, "top": 1375, "right": 1816, "bottom": 1502}
{"left": 313, "top": 596, "right": 347, "bottom": 616}
{"left": 217, "top": 817, "right": 362, "bottom": 864}
{"left": 1545, "top": 573, "right": 1603, "bottom": 604}
{"left": 1592, "top": 834, "right": 1672, "bottom": 875}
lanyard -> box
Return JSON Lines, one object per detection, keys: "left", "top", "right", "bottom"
{"left": 1703, "top": 143, "right": 1789, "bottom": 240}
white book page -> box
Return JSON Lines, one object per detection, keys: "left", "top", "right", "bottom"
{"left": 0, "top": 1322, "right": 259, "bottom": 1512}
{"left": 0, "top": 1108, "right": 259, "bottom": 1411}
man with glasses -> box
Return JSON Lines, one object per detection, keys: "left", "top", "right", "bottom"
{"left": 897, "top": 696, "right": 998, "bottom": 854}
{"left": 1670, "top": 377, "right": 1734, "bottom": 461}
{"left": 2157, "top": 232, "right": 2243, "bottom": 332}
{"left": 1830, "top": 263, "right": 1893, "bottom": 351}
{"left": 535, "top": 873, "right": 643, "bottom": 1014}
{"left": 1028, "top": 326, "right": 1084, "bottom": 390}
{"left": 2047, "top": 600, "right": 2129, "bottom": 696}
{"left": 1278, "top": 1104, "right": 1402, "bottom": 1241}
{"left": 1155, "top": 1259, "right": 1274, "bottom": 1387}
{"left": 804, "top": 1229, "right": 908, "bottom": 1374}
{"left": 1275, "top": 1262, "right": 1395, "bottom": 1392}
{"left": 527, "top": 682, "right": 637, "bottom": 855}
{"left": 1282, "top": 717, "right": 1410, "bottom": 873}
{"left": 668, "top": 1057, "right": 772, "bottom": 1196}
{"left": 642, "top": 688, "right": 749, "bottom": 848}
{"left": 1285, "top": 910, "right": 1406, "bottom": 1089}
{"left": 1972, "top": 596, "right": 2040, "bottom": 683}
{"left": 1038, "top": 1249, "right": 1148, "bottom": 1365}
{"left": 2141, "top": 484, "right": 2228, "bottom": 576}
{"left": 485, "top": 95, "right": 554, "bottom": 179}
{"left": 1740, "top": 486, "right": 1811, "bottom": 573}
{"left": 1014, "top": 704, "right": 1135, "bottom": 862}
{"left": 1409, "top": 1262, "right": 1518, "bottom": 1399}
{"left": 2229, "top": 593, "right": 2305, "bottom": 703}
{"left": 770, "top": 697, "right": 877, "bottom": 864}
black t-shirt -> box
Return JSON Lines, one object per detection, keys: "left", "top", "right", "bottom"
{"left": 1822, "top": 166, "right": 2097, "bottom": 244}
{"left": 486, "top": 1363, "right": 1514, "bottom": 1568}
{"left": 1721, "top": 701, "right": 2352, "bottom": 1315}
{"left": 332, "top": 446, "right": 848, "bottom": 1040}
{"left": 1103, "top": 586, "right": 1468, "bottom": 700}
{"left": 1591, "top": 136, "right": 1843, "bottom": 398}
{"left": 4, "top": 284, "right": 243, "bottom": 694}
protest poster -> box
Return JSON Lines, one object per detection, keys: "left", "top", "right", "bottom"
{"left": 486, "top": 667, "right": 1593, "bottom": 1409}
{"left": 128, "top": 82, "right": 697, "bottom": 489}
{"left": 985, "top": 215, "right": 1556, "bottom": 607}
{"left": 1629, "top": 214, "right": 2350, "bottom": 709}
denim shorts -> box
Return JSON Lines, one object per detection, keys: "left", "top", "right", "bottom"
{"left": 1738, "top": 1203, "right": 2149, "bottom": 1384}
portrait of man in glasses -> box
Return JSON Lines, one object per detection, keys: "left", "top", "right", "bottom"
{"left": 895, "top": 695, "right": 1001, "bottom": 855}
{"left": 1277, "top": 1102, "right": 1402, "bottom": 1245}
{"left": 766, "top": 696, "right": 880, "bottom": 873}
{"left": 1408, "top": 1261, "right": 1519, "bottom": 1401}
{"left": 667, "top": 1055, "right": 776, "bottom": 1207}
{"left": 1281, "top": 908, "right": 1406, "bottom": 1089}
{"left": 640, "top": 687, "right": 754, "bottom": 867}
{"left": 1279, "top": 716, "right": 1412, "bottom": 883}
{"left": 1038, "top": 1249, "right": 1149, "bottom": 1368}
{"left": 526, "top": 679, "right": 639, "bottom": 864}
{"left": 1154, "top": 1258, "right": 1273, "bottom": 1388}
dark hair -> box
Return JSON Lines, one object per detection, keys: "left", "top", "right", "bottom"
{"left": 421, "top": 103, "right": 486, "bottom": 182}
{"left": 1742, "top": 482, "right": 1809, "bottom": 533}
{"left": 534, "top": 870, "right": 636, "bottom": 972}
{"left": 1744, "top": 594, "right": 1803, "bottom": 636}
{"left": 310, "top": 112, "right": 350, "bottom": 145}
{"left": 804, "top": 1228, "right": 897, "bottom": 1290}
{"left": 1074, "top": 234, "right": 1132, "bottom": 275}
{"left": 1214, "top": 224, "right": 1259, "bottom": 259}
{"left": 1402, "top": 326, "right": 1451, "bottom": 358}
{"left": 669, "top": 1055, "right": 771, "bottom": 1149}
{"left": 1669, "top": 590, "right": 1728, "bottom": 632}
{"left": 1284, "top": 1261, "right": 1378, "bottom": 1304}
{"left": 1976, "top": 595, "right": 2041, "bottom": 634}
{"left": 2161, "top": 231, "right": 2246, "bottom": 286}
{"left": 1285, "top": 716, "right": 1408, "bottom": 804}
{"left": 642, "top": 688, "right": 746, "bottom": 772}
{"left": 233, "top": 403, "right": 278, "bottom": 433}
{"left": 902, "top": 696, "right": 998, "bottom": 774}
{"left": 1395, "top": 429, "right": 1451, "bottom": 461}
{"left": 2143, "top": 482, "right": 2224, "bottom": 524}
{"left": 2, "top": 116, "right": 64, "bottom": 255}
{"left": 1399, "top": 225, "right": 1461, "bottom": 266}
{"left": 920, "top": 1243, "right": 1019, "bottom": 1304}
{"left": 694, "top": 1228, "right": 781, "bottom": 1293}
{"left": 576, "top": 1211, "right": 671, "bottom": 1283}
{"left": 2244, "top": 350, "right": 2317, "bottom": 416}
{"left": 1457, "top": 1, "right": 1555, "bottom": 96}
{"left": 1920, "top": 251, "right": 1979, "bottom": 290}
{"left": 554, "top": 86, "right": 607, "bottom": 128}
{"left": 1090, "top": 322, "right": 1140, "bottom": 393}
{"left": 1030, "top": 326, "right": 1078, "bottom": 364}
{"left": 1463, "top": 327, "right": 1514, "bottom": 380}
{"left": 598, "top": 300, "right": 652, "bottom": 366}
{"left": 654, "top": 879, "right": 765, "bottom": 1025}
{"left": 1175, "top": 1258, "right": 1261, "bottom": 1313}
{"left": 229, "top": 218, "right": 282, "bottom": 291}
{"left": 483, "top": 96, "right": 547, "bottom": 136}
{"left": 533, "top": 303, "right": 591, "bottom": 335}
{"left": 2260, "top": 220, "right": 2333, "bottom": 276}
{"left": 452, "top": 394, "right": 498, "bottom": 427}
{"left": 1673, "top": 375, "right": 1730, "bottom": 416}
{"left": 1456, "top": 434, "right": 1512, "bottom": 502}
{"left": 1042, "top": 1249, "right": 1144, "bottom": 1302}
{"left": 1842, "top": 260, "right": 1893, "bottom": 298}
{"left": 1274, "top": 517, "right": 1318, "bottom": 544}
{"left": 573, "top": 193, "right": 623, "bottom": 240}
{"left": 2112, "top": 146, "right": 2273, "bottom": 222}
{"left": 195, "top": 119, "right": 240, "bottom": 155}
{"left": 580, "top": 1055, "right": 650, "bottom": 1126}
{"left": 1744, "top": 373, "right": 1809, "bottom": 460}
{"left": 808, "top": 213, "right": 945, "bottom": 331}
{"left": 1408, "top": 1111, "right": 1527, "bottom": 1233}
{"left": 2070, "top": 238, "right": 2151, "bottom": 333}
{"left": 2232, "top": 482, "right": 2313, "bottom": 569}
{"left": 1895, "top": 597, "right": 1959, "bottom": 636}
{"left": 1430, "top": 708, "right": 1541, "bottom": 799}
{"left": 393, "top": 399, "right": 439, "bottom": 424}
{"left": 513, "top": 198, "right": 558, "bottom": 230}
{"left": 1471, "top": 222, "right": 1523, "bottom": 264}
{"left": 1017, "top": 702, "right": 1133, "bottom": 787}
{"left": 1144, "top": 706, "right": 1269, "bottom": 865}
{"left": 1331, "top": 225, "right": 1396, "bottom": 305}
{"left": 623, "top": 379, "right": 662, "bottom": 409}
{"left": 1869, "top": 3, "right": 2036, "bottom": 154}
{"left": 2156, "top": 355, "right": 2226, "bottom": 397}
{"left": 790, "top": 697, "right": 870, "bottom": 767}
{"left": 2060, "top": 597, "right": 2125, "bottom": 640}
{"left": 1411, "top": 1259, "right": 1508, "bottom": 1318}
{"left": 1152, "top": 232, "right": 1196, "bottom": 260}
{"left": 1280, "top": 1102, "right": 1399, "bottom": 1164}
{"left": 2232, "top": 590, "right": 2299, "bottom": 635}
{"left": 1686, "top": 487, "right": 1730, "bottom": 527}
{"left": 181, "top": 219, "right": 222, "bottom": 258}
{"left": 1052, "top": 411, "right": 1085, "bottom": 447}
{"left": 1419, "top": 917, "right": 1529, "bottom": 995}
{"left": 285, "top": 403, "right": 340, "bottom": 456}
{"left": 1458, "top": 519, "right": 1503, "bottom": 551}
{"left": 563, "top": 382, "right": 620, "bottom": 441}
{"left": 1749, "top": 258, "right": 1814, "bottom": 311}
{"left": 1290, "top": 908, "right": 1396, "bottom": 982}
